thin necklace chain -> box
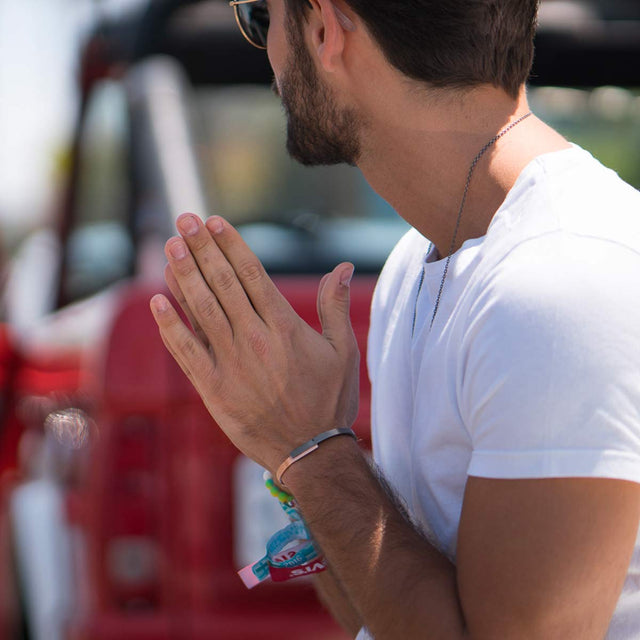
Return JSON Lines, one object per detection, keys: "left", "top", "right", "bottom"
{"left": 411, "top": 111, "right": 533, "bottom": 336}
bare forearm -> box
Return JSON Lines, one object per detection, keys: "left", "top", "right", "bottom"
{"left": 285, "top": 437, "right": 467, "bottom": 640}
{"left": 314, "top": 568, "right": 363, "bottom": 637}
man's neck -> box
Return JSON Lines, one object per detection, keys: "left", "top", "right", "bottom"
{"left": 355, "top": 85, "right": 570, "bottom": 256}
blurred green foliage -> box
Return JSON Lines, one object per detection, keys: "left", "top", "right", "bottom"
{"left": 531, "top": 87, "right": 640, "bottom": 189}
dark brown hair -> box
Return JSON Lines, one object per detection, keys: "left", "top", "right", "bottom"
{"left": 285, "top": 0, "right": 539, "bottom": 98}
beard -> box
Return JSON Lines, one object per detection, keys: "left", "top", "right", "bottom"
{"left": 277, "top": 15, "right": 362, "bottom": 167}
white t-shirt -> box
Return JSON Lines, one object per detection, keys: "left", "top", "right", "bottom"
{"left": 361, "top": 146, "right": 640, "bottom": 639}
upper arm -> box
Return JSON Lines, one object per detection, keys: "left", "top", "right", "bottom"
{"left": 457, "top": 476, "right": 640, "bottom": 640}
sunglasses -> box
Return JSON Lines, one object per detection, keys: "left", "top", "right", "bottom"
{"left": 229, "top": 0, "right": 270, "bottom": 49}
{"left": 229, "top": 0, "right": 319, "bottom": 50}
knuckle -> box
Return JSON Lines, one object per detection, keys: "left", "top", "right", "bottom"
{"left": 198, "top": 362, "right": 217, "bottom": 390}
{"left": 177, "top": 336, "right": 215, "bottom": 381}
{"left": 174, "top": 259, "right": 196, "bottom": 278}
{"left": 178, "top": 333, "right": 200, "bottom": 360}
{"left": 194, "top": 295, "right": 219, "bottom": 320}
{"left": 213, "top": 267, "right": 237, "bottom": 293}
{"left": 238, "top": 260, "right": 263, "bottom": 283}
{"left": 206, "top": 367, "right": 223, "bottom": 393}
{"left": 271, "top": 310, "right": 294, "bottom": 334}
{"left": 246, "top": 327, "right": 270, "bottom": 358}
{"left": 345, "top": 336, "right": 360, "bottom": 363}
{"left": 333, "top": 291, "right": 351, "bottom": 311}
{"left": 162, "top": 310, "right": 185, "bottom": 334}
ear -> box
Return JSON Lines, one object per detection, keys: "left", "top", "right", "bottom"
{"left": 308, "top": 0, "right": 356, "bottom": 72}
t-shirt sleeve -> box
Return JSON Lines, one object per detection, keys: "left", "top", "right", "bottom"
{"left": 460, "top": 233, "right": 640, "bottom": 483}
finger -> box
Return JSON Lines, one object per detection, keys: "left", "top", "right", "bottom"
{"left": 316, "top": 273, "right": 332, "bottom": 328}
{"left": 149, "top": 293, "right": 216, "bottom": 390}
{"left": 164, "top": 264, "right": 208, "bottom": 346}
{"left": 205, "top": 216, "right": 293, "bottom": 323}
{"left": 317, "top": 262, "right": 356, "bottom": 353}
{"left": 176, "top": 213, "right": 257, "bottom": 326}
{"left": 165, "top": 235, "right": 232, "bottom": 342}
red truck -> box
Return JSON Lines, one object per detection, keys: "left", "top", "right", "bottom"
{"left": 2, "top": 1, "right": 406, "bottom": 638}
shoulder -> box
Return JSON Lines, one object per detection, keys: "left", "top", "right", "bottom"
{"left": 470, "top": 146, "right": 640, "bottom": 332}
{"left": 529, "top": 146, "right": 638, "bottom": 232}
{"left": 463, "top": 229, "right": 640, "bottom": 385}
{"left": 486, "top": 146, "right": 640, "bottom": 254}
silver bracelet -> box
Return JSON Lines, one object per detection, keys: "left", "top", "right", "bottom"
{"left": 276, "top": 427, "right": 357, "bottom": 486}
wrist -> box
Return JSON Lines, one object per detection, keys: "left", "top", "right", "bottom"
{"left": 279, "top": 433, "right": 364, "bottom": 495}
{"left": 276, "top": 427, "right": 358, "bottom": 486}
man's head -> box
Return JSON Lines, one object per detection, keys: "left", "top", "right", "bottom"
{"left": 284, "top": 0, "right": 539, "bottom": 99}
{"left": 257, "top": 0, "right": 539, "bottom": 166}
{"left": 277, "top": 0, "right": 362, "bottom": 166}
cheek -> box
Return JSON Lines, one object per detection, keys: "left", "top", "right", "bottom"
{"left": 265, "top": 4, "right": 288, "bottom": 79}
{"left": 267, "top": 28, "right": 285, "bottom": 78}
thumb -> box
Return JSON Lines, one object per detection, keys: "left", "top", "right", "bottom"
{"left": 318, "top": 262, "right": 355, "bottom": 350}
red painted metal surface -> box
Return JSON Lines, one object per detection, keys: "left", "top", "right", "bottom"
{"left": 62, "top": 275, "right": 376, "bottom": 638}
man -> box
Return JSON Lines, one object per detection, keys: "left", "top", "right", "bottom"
{"left": 150, "top": 0, "right": 640, "bottom": 637}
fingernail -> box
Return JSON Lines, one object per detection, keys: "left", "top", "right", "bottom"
{"left": 340, "top": 265, "right": 354, "bottom": 287}
{"left": 179, "top": 215, "right": 199, "bottom": 236}
{"left": 169, "top": 240, "right": 187, "bottom": 260}
{"left": 151, "top": 294, "right": 168, "bottom": 313}
{"left": 335, "top": 7, "right": 356, "bottom": 31}
{"left": 208, "top": 216, "right": 224, "bottom": 235}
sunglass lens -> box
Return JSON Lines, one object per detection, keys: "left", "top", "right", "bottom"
{"left": 236, "top": 1, "right": 269, "bottom": 48}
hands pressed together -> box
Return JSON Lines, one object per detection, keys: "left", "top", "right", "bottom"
{"left": 150, "top": 212, "right": 360, "bottom": 474}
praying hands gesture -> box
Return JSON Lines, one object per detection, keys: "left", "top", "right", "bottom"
{"left": 150, "top": 212, "right": 359, "bottom": 477}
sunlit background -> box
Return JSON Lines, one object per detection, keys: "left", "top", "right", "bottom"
{"left": 0, "top": 0, "right": 146, "bottom": 250}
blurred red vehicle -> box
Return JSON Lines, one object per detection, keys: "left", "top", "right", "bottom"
{"left": 1, "top": 0, "right": 639, "bottom": 639}
{"left": 2, "top": 1, "right": 406, "bottom": 638}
